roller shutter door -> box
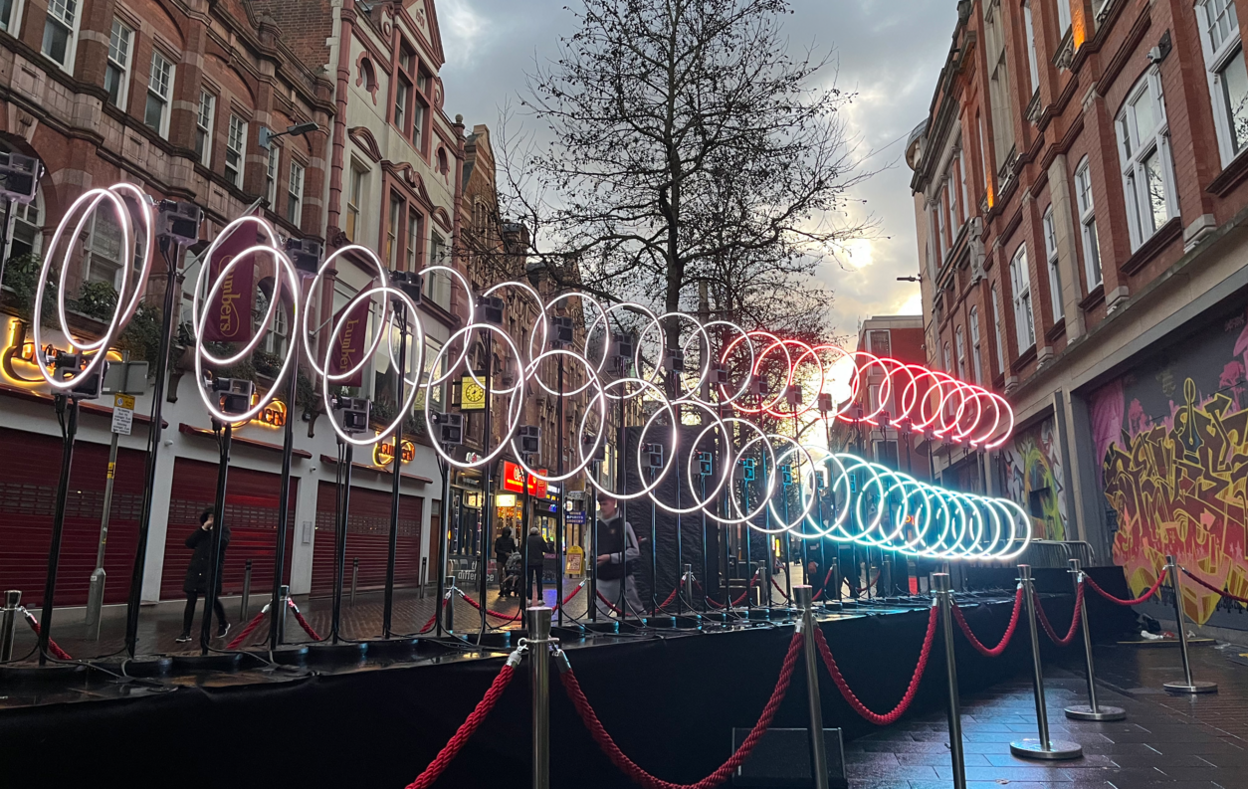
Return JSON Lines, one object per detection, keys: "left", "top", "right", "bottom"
{"left": 0, "top": 427, "right": 148, "bottom": 607}
{"left": 159, "top": 458, "right": 297, "bottom": 600}
{"left": 311, "top": 482, "right": 422, "bottom": 597}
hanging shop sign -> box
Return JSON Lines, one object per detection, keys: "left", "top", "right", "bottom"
{"left": 496, "top": 493, "right": 517, "bottom": 508}
{"left": 460, "top": 375, "right": 486, "bottom": 410}
{"left": 373, "top": 433, "right": 416, "bottom": 466}
{"left": 502, "top": 461, "right": 549, "bottom": 498}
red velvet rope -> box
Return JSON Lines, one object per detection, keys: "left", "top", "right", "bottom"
{"left": 848, "top": 571, "right": 880, "bottom": 597}
{"left": 771, "top": 577, "right": 790, "bottom": 601}
{"left": 950, "top": 587, "right": 1023, "bottom": 657}
{"left": 288, "top": 602, "right": 323, "bottom": 641}
{"left": 22, "top": 611, "right": 72, "bottom": 660}
{"left": 596, "top": 590, "right": 627, "bottom": 616}
{"left": 658, "top": 586, "right": 680, "bottom": 610}
{"left": 459, "top": 592, "right": 525, "bottom": 622}
{"left": 1033, "top": 583, "right": 1083, "bottom": 647}
{"left": 812, "top": 568, "right": 835, "bottom": 601}
{"left": 559, "top": 630, "right": 804, "bottom": 789}
{"left": 813, "top": 607, "right": 938, "bottom": 726}
{"left": 225, "top": 609, "right": 269, "bottom": 650}
{"left": 695, "top": 575, "right": 757, "bottom": 609}
{"left": 404, "top": 662, "right": 516, "bottom": 789}
{"left": 1178, "top": 566, "right": 1248, "bottom": 604}
{"left": 1084, "top": 569, "right": 1167, "bottom": 606}
{"left": 558, "top": 582, "right": 585, "bottom": 608}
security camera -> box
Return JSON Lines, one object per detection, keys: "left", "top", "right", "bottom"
{"left": 1146, "top": 46, "right": 1162, "bottom": 64}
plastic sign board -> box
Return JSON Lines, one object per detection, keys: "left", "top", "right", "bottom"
{"left": 460, "top": 376, "right": 486, "bottom": 410}
{"left": 111, "top": 394, "right": 135, "bottom": 435}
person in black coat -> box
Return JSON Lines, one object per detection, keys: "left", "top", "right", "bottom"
{"left": 494, "top": 527, "right": 516, "bottom": 573}
{"left": 176, "top": 508, "right": 231, "bottom": 643}
{"left": 525, "top": 526, "right": 547, "bottom": 606}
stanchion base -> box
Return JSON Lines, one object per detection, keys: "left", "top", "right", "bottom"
{"left": 1064, "top": 704, "right": 1126, "bottom": 721}
{"left": 744, "top": 608, "right": 772, "bottom": 621}
{"left": 671, "top": 615, "right": 702, "bottom": 628}
{"left": 702, "top": 611, "right": 732, "bottom": 622}
{"left": 1009, "top": 739, "right": 1083, "bottom": 760}
{"left": 1164, "top": 681, "right": 1218, "bottom": 694}
{"left": 583, "top": 620, "right": 619, "bottom": 634}
{"left": 647, "top": 615, "right": 677, "bottom": 629}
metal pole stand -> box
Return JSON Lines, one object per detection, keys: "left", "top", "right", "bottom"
{"left": 527, "top": 606, "right": 555, "bottom": 789}
{"left": 240, "top": 559, "right": 252, "bottom": 621}
{"left": 1162, "top": 555, "right": 1217, "bottom": 694}
{"left": 444, "top": 575, "right": 456, "bottom": 634}
{"left": 795, "top": 586, "right": 830, "bottom": 789}
{"left": 1011, "top": 565, "right": 1083, "bottom": 760}
{"left": 1064, "top": 559, "right": 1125, "bottom": 721}
{"left": 351, "top": 557, "right": 359, "bottom": 607}
{"left": 0, "top": 590, "right": 20, "bottom": 662}
{"left": 277, "top": 585, "right": 290, "bottom": 646}
{"left": 933, "top": 574, "right": 967, "bottom": 789}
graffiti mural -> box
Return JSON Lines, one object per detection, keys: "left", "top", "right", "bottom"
{"left": 1002, "top": 418, "right": 1067, "bottom": 541}
{"left": 1092, "top": 306, "right": 1248, "bottom": 625}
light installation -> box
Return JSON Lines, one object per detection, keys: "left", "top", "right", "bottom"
{"left": 35, "top": 191, "right": 1029, "bottom": 565}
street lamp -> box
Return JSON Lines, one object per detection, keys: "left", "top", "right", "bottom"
{"left": 258, "top": 121, "right": 321, "bottom": 150}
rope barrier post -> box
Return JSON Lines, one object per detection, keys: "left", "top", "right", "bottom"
{"left": 683, "top": 563, "right": 694, "bottom": 612}
{"left": 351, "top": 557, "right": 359, "bottom": 608}
{"left": 1163, "top": 556, "right": 1217, "bottom": 694}
{"left": 1010, "top": 565, "right": 1082, "bottom": 761}
{"left": 444, "top": 576, "right": 456, "bottom": 633}
{"left": 882, "top": 558, "right": 892, "bottom": 598}
{"left": 527, "top": 605, "right": 554, "bottom": 789}
{"left": 0, "top": 590, "right": 19, "bottom": 662}
{"left": 932, "top": 573, "right": 967, "bottom": 789}
{"left": 1063, "top": 559, "right": 1125, "bottom": 721}
{"left": 795, "top": 585, "right": 830, "bottom": 789}
{"left": 240, "top": 558, "right": 252, "bottom": 621}
{"left": 277, "top": 584, "right": 289, "bottom": 646}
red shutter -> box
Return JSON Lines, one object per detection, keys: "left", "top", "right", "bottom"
{"left": 159, "top": 458, "right": 297, "bottom": 600}
{"left": 311, "top": 481, "right": 422, "bottom": 597}
{"left": 0, "top": 427, "right": 148, "bottom": 607}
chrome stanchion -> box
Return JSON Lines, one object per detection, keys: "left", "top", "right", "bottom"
{"left": 683, "top": 563, "right": 695, "bottom": 610}
{"left": 239, "top": 558, "right": 252, "bottom": 621}
{"left": 795, "top": 586, "right": 830, "bottom": 789}
{"left": 351, "top": 557, "right": 359, "bottom": 607}
{"left": 933, "top": 574, "right": 966, "bottom": 789}
{"left": 277, "top": 584, "right": 290, "bottom": 646}
{"left": 0, "top": 590, "right": 20, "bottom": 662}
{"left": 528, "top": 606, "right": 554, "bottom": 789}
{"left": 444, "top": 575, "right": 456, "bottom": 634}
{"left": 1011, "top": 564, "right": 1082, "bottom": 760}
{"left": 1064, "top": 559, "right": 1125, "bottom": 721}
{"left": 1163, "top": 556, "right": 1217, "bottom": 694}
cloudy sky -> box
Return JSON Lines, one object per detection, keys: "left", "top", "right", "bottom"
{"left": 437, "top": 0, "right": 957, "bottom": 340}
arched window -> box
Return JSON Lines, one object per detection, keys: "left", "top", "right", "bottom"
{"left": 437, "top": 147, "right": 449, "bottom": 176}
{"left": 6, "top": 191, "right": 44, "bottom": 262}
{"left": 358, "top": 58, "right": 376, "bottom": 92}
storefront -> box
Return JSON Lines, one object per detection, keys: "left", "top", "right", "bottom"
{"left": 310, "top": 480, "right": 423, "bottom": 597}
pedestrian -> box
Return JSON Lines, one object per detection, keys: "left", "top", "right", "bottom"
{"left": 594, "top": 495, "right": 643, "bottom": 617}
{"left": 525, "top": 526, "right": 547, "bottom": 606}
{"left": 494, "top": 526, "right": 516, "bottom": 578}
{"left": 176, "top": 508, "right": 231, "bottom": 643}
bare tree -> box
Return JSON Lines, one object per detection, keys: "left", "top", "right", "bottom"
{"left": 501, "top": 0, "right": 873, "bottom": 347}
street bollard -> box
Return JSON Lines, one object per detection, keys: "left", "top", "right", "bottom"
{"left": 830, "top": 558, "right": 841, "bottom": 602}
{"left": 869, "top": 564, "right": 878, "bottom": 601}
{"left": 0, "top": 590, "right": 20, "bottom": 662}
{"left": 420, "top": 557, "right": 428, "bottom": 599}
{"left": 683, "top": 563, "right": 694, "bottom": 613}
{"left": 85, "top": 568, "right": 106, "bottom": 640}
{"left": 444, "top": 575, "right": 456, "bottom": 633}
{"left": 795, "top": 586, "right": 830, "bottom": 789}
{"left": 277, "top": 585, "right": 290, "bottom": 646}
{"left": 1064, "top": 559, "right": 1125, "bottom": 721}
{"left": 528, "top": 606, "right": 554, "bottom": 789}
{"left": 350, "top": 557, "right": 359, "bottom": 607}
{"left": 933, "top": 574, "right": 967, "bottom": 789}
{"left": 1162, "top": 555, "right": 1218, "bottom": 694}
{"left": 240, "top": 559, "right": 252, "bottom": 621}
{"left": 1011, "top": 565, "right": 1083, "bottom": 760}
{"left": 882, "top": 558, "right": 893, "bottom": 598}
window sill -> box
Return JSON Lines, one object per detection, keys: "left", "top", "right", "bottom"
{"left": 1079, "top": 284, "right": 1105, "bottom": 312}
{"left": 1205, "top": 144, "right": 1248, "bottom": 197}
{"left": 1010, "top": 344, "right": 1037, "bottom": 376}
{"left": 1044, "top": 318, "right": 1066, "bottom": 343}
{"left": 1122, "top": 216, "right": 1181, "bottom": 276}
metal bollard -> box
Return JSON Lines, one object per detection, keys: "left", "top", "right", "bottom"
{"left": 882, "top": 558, "right": 892, "bottom": 598}
{"left": 444, "top": 575, "right": 456, "bottom": 633}
{"left": 868, "top": 564, "right": 878, "bottom": 600}
{"left": 350, "top": 557, "right": 359, "bottom": 607}
{"left": 277, "top": 585, "right": 290, "bottom": 646}
{"left": 1011, "top": 565, "right": 1082, "bottom": 760}
{"left": 1162, "top": 555, "right": 1217, "bottom": 694}
{"left": 240, "top": 559, "right": 252, "bottom": 620}
{"left": 1064, "top": 559, "right": 1125, "bottom": 720}
{"left": 830, "top": 558, "right": 841, "bottom": 602}
{"left": 933, "top": 574, "right": 967, "bottom": 789}
{"left": 0, "top": 590, "right": 20, "bottom": 662}
{"left": 683, "top": 563, "right": 694, "bottom": 613}
{"left": 528, "top": 606, "right": 554, "bottom": 789}
{"left": 795, "top": 586, "right": 829, "bottom": 789}
{"left": 420, "top": 557, "right": 428, "bottom": 599}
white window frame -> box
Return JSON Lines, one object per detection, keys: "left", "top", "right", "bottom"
{"left": 41, "top": 0, "right": 81, "bottom": 72}
{"left": 957, "top": 152, "right": 969, "bottom": 221}
{"left": 1, "top": 0, "right": 25, "bottom": 36}
{"left": 955, "top": 325, "right": 968, "bottom": 381}
{"left": 948, "top": 164, "right": 960, "bottom": 230}
{"left": 991, "top": 284, "right": 1007, "bottom": 374}
{"left": 969, "top": 306, "right": 984, "bottom": 384}
{"left": 1115, "top": 70, "right": 1178, "bottom": 250}
{"left": 1057, "top": 0, "right": 1072, "bottom": 33}
{"left": 1197, "top": 0, "right": 1248, "bottom": 166}
{"left": 145, "top": 49, "right": 175, "bottom": 138}
{"left": 934, "top": 197, "right": 947, "bottom": 261}
{"left": 943, "top": 342, "right": 952, "bottom": 374}
{"left": 347, "top": 163, "right": 366, "bottom": 243}
{"left": 286, "top": 160, "right": 304, "bottom": 226}
{"left": 1042, "top": 206, "right": 1064, "bottom": 320}
{"left": 1074, "top": 157, "right": 1103, "bottom": 288}
{"left": 225, "top": 115, "right": 247, "bottom": 188}
{"left": 105, "top": 18, "right": 133, "bottom": 110}
{"left": 1024, "top": 1, "right": 1041, "bottom": 96}
{"left": 1009, "top": 244, "right": 1037, "bottom": 351}
{"left": 195, "top": 90, "right": 215, "bottom": 167}
{"left": 265, "top": 145, "right": 280, "bottom": 208}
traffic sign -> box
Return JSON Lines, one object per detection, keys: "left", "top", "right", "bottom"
{"left": 567, "top": 511, "right": 586, "bottom": 525}
{"left": 111, "top": 394, "right": 135, "bottom": 436}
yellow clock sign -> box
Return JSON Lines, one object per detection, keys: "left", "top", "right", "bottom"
{"left": 461, "top": 376, "right": 486, "bottom": 410}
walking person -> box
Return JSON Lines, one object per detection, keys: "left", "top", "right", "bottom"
{"left": 494, "top": 526, "right": 516, "bottom": 581}
{"left": 176, "top": 509, "right": 231, "bottom": 643}
{"left": 525, "top": 526, "right": 547, "bottom": 607}
{"left": 594, "top": 495, "right": 644, "bottom": 617}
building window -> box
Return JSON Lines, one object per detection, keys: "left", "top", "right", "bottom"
{"left": 991, "top": 283, "right": 1007, "bottom": 375}
{"left": 225, "top": 115, "right": 247, "bottom": 188}
{"left": 394, "top": 74, "right": 410, "bottom": 130}
{"left": 0, "top": 0, "right": 21, "bottom": 34}
{"left": 934, "top": 198, "right": 947, "bottom": 260}
{"left": 1116, "top": 71, "right": 1177, "bottom": 249}
{"left": 195, "top": 91, "right": 215, "bottom": 167}
{"left": 84, "top": 208, "right": 142, "bottom": 288}
{"left": 286, "top": 161, "right": 304, "bottom": 226}
{"left": 1009, "top": 244, "right": 1036, "bottom": 352}
{"left": 105, "top": 19, "right": 133, "bottom": 109}
{"left": 427, "top": 231, "right": 449, "bottom": 308}
{"left": 1042, "top": 206, "right": 1064, "bottom": 320}
{"left": 386, "top": 193, "right": 404, "bottom": 267}
{"left": 265, "top": 145, "right": 280, "bottom": 208}
{"left": 406, "top": 210, "right": 422, "bottom": 272}
{"left": 1023, "top": 1, "right": 1040, "bottom": 96}
{"left": 957, "top": 153, "right": 969, "bottom": 219}
{"left": 2, "top": 189, "right": 41, "bottom": 261}
{"left": 346, "top": 164, "right": 366, "bottom": 242}
{"left": 413, "top": 67, "right": 432, "bottom": 152}
{"left": 1073, "top": 157, "right": 1102, "bottom": 288}
{"left": 1197, "top": 0, "right": 1248, "bottom": 165}
{"left": 42, "top": 0, "right": 79, "bottom": 70}
{"left": 943, "top": 342, "right": 952, "bottom": 374}
{"left": 867, "top": 329, "right": 891, "bottom": 356}
{"left": 1056, "top": 0, "right": 1072, "bottom": 34}
{"left": 985, "top": 0, "right": 1016, "bottom": 171}
{"left": 144, "top": 50, "right": 175, "bottom": 137}
{"left": 944, "top": 181, "right": 955, "bottom": 242}
{"left": 968, "top": 306, "right": 983, "bottom": 384}
{"left": 358, "top": 58, "right": 376, "bottom": 92}
{"left": 955, "top": 326, "right": 968, "bottom": 381}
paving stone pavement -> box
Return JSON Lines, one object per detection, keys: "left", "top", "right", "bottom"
{"left": 846, "top": 640, "right": 1248, "bottom": 789}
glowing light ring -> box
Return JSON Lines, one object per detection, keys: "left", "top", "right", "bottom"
{"left": 634, "top": 311, "right": 711, "bottom": 403}
{"left": 581, "top": 302, "right": 661, "bottom": 400}
{"left": 723, "top": 331, "right": 791, "bottom": 415}
{"left": 763, "top": 340, "right": 825, "bottom": 420}
{"left": 473, "top": 279, "right": 545, "bottom": 394}
{"left": 34, "top": 185, "right": 155, "bottom": 389}
{"left": 510, "top": 347, "right": 606, "bottom": 483}
{"left": 412, "top": 264, "right": 475, "bottom": 388}
{"left": 535, "top": 291, "right": 609, "bottom": 398}
{"left": 194, "top": 245, "right": 286, "bottom": 368}
{"left": 682, "top": 407, "right": 739, "bottom": 515}
{"left": 692, "top": 320, "right": 755, "bottom": 408}
{"left": 762, "top": 438, "right": 819, "bottom": 531}
{"left": 300, "top": 244, "right": 390, "bottom": 381}
{"left": 581, "top": 377, "right": 677, "bottom": 502}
